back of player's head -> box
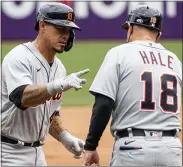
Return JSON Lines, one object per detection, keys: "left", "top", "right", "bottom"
{"left": 122, "top": 5, "right": 162, "bottom": 32}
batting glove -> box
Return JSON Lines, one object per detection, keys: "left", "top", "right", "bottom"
{"left": 47, "top": 69, "right": 89, "bottom": 95}
{"left": 58, "top": 130, "right": 85, "bottom": 156}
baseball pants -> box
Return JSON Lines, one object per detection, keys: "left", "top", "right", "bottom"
{"left": 110, "top": 130, "right": 182, "bottom": 166}
{"left": 1, "top": 141, "right": 47, "bottom": 166}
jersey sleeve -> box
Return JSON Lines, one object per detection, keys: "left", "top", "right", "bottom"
{"left": 174, "top": 59, "right": 182, "bottom": 87}
{"left": 3, "top": 50, "right": 33, "bottom": 96}
{"left": 178, "top": 60, "right": 182, "bottom": 86}
{"left": 89, "top": 48, "right": 120, "bottom": 101}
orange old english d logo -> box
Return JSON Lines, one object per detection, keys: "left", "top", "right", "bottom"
{"left": 67, "top": 12, "right": 73, "bottom": 21}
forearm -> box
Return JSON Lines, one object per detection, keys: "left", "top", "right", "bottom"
{"left": 49, "top": 112, "right": 65, "bottom": 141}
{"left": 49, "top": 110, "right": 85, "bottom": 156}
{"left": 21, "top": 84, "right": 53, "bottom": 108}
{"left": 15, "top": 69, "right": 89, "bottom": 109}
{"left": 84, "top": 94, "right": 114, "bottom": 151}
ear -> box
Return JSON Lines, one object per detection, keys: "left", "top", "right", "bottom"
{"left": 39, "top": 20, "right": 46, "bottom": 31}
{"left": 156, "top": 32, "right": 162, "bottom": 41}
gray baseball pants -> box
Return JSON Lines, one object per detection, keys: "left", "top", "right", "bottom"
{"left": 1, "top": 141, "right": 47, "bottom": 166}
{"left": 110, "top": 129, "right": 182, "bottom": 166}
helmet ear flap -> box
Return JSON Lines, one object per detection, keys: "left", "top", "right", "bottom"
{"left": 64, "top": 31, "right": 75, "bottom": 52}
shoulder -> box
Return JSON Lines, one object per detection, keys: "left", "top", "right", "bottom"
{"left": 55, "top": 57, "right": 67, "bottom": 76}
{"left": 163, "top": 48, "right": 181, "bottom": 66}
{"left": 3, "top": 42, "right": 34, "bottom": 61}
{"left": 107, "top": 43, "right": 134, "bottom": 54}
{"left": 104, "top": 43, "right": 131, "bottom": 61}
{"left": 165, "top": 49, "right": 179, "bottom": 59}
{"left": 3, "top": 42, "right": 34, "bottom": 66}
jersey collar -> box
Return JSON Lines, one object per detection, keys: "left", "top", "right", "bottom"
{"left": 129, "top": 40, "right": 166, "bottom": 50}
{"left": 25, "top": 42, "right": 57, "bottom": 72}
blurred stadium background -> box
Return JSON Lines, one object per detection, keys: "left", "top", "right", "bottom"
{"left": 1, "top": 1, "right": 182, "bottom": 166}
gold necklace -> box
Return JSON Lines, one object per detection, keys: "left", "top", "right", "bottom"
{"left": 34, "top": 41, "right": 39, "bottom": 51}
{"left": 35, "top": 41, "right": 38, "bottom": 48}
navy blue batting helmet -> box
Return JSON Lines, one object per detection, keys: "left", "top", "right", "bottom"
{"left": 122, "top": 5, "right": 162, "bottom": 32}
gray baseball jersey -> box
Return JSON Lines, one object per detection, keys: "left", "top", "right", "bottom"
{"left": 1, "top": 42, "right": 66, "bottom": 142}
{"left": 89, "top": 40, "right": 182, "bottom": 134}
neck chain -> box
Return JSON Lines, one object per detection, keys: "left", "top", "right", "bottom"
{"left": 34, "top": 40, "right": 39, "bottom": 51}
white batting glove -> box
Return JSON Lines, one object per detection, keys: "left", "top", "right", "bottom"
{"left": 47, "top": 69, "right": 89, "bottom": 95}
{"left": 59, "top": 130, "right": 85, "bottom": 156}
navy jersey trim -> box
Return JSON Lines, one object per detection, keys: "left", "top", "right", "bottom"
{"left": 22, "top": 44, "right": 49, "bottom": 82}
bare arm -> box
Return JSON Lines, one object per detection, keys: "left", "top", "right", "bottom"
{"left": 21, "top": 69, "right": 89, "bottom": 108}
{"left": 49, "top": 113, "right": 65, "bottom": 141}
{"left": 21, "top": 85, "right": 53, "bottom": 108}
{"left": 48, "top": 111, "right": 85, "bottom": 156}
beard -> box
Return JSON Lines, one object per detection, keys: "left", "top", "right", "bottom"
{"left": 53, "top": 46, "right": 65, "bottom": 53}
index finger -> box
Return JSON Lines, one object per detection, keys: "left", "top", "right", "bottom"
{"left": 75, "top": 69, "right": 90, "bottom": 77}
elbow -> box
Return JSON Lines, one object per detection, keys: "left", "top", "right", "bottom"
{"left": 9, "top": 85, "right": 29, "bottom": 110}
{"left": 94, "top": 93, "right": 114, "bottom": 113}
{"left": 20, "top": 98, "right": 29, "bottom": 109}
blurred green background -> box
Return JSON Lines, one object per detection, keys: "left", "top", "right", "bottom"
{"left": 2, "top": 40, "right": 182, "bottom": 106}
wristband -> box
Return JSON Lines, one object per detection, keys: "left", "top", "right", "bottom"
{"left": 47, "top": 82, "right": 56, "bottom": 96}
{"left": 58, "top": 129, "right": 68, "bottom": 142}
{"left": 47, "top": 80, "right": 64, "bottom": 95}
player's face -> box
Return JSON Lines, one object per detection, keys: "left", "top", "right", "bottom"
{"left": 44, "top": 22, "right": 71, "bottom": 53}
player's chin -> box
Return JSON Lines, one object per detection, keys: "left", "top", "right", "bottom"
{"left": 53, "top": 46, "right": 65, "bottom": 54}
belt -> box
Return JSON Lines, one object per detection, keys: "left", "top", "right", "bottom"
{"left": 116, "top": 129, "right": 177, "bottom": 138}
{"left": 1, "top": 135, "right": 44, "bottom": 147}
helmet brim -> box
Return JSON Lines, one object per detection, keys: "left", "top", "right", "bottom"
{"left": 44, "top": 19, "right": 81, "bottom": 30}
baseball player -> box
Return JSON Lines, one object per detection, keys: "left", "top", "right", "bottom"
{"left": 1, "top": 3, "right": 89, "bottom": 166}
{"left": 82, "top": 5, "right": 182, "bottom": 166}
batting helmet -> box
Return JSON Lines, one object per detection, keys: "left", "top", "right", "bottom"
{"left": 34, "top": 2, "right": 80, "bottom": 52}
{"left": 34, "top": 2, "right": 80, "bottom": 31}
{"left": 122, "top": 5, "right": 162, "bottom": 32}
